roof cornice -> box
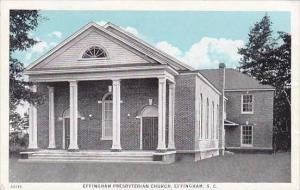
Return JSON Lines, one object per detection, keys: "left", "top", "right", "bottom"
{"left": 25, "top": 64, "right": 179, "bottom": 76}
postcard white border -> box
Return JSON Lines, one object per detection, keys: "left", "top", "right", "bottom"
{"left": 0, "top": 1, "right": 299, "bottom": 190}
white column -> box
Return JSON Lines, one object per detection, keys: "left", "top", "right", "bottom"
{"left": 111, "top": 79, "right": 122, "bottom": 151}
{"left": 167, "top": 83, "right": 176, "bottom": 150}
{"left": 28, "top": 85, "right": 38, "bottom": 149}
{"left": 68, "top": 81, "right": 79, "bottom": 150}
{"left": 47, "top": 86, "right": 56, "bottom": 149}
{"left": 157, "top": 77, "right": 167, "bottom": 151}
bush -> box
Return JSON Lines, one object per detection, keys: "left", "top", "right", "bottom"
{"left": 9, "top": 133, "right": 28, "bottom": 154}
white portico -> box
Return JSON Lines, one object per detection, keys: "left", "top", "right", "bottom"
{"left": 26, "top": 64, "right": 177, "bottom": 152}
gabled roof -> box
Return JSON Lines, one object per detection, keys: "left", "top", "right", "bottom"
{"left": 199, "top": 68, "right": 275, "bottom": 91}
{"left": 104, "top": 22, "right": 194, "bottom": 71}
{"left": 26, "top": 22, "right": 193, "bottom": 72}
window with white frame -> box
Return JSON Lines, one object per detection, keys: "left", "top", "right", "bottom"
{"left": 199, "top": 94, "right": 203, "bottom": 139}
{"left": 102, "top": 93, "right": 113, "bottom": 140}
{"left": 206, "top": 98, "right": 209, "bottom": 139}
{"left": 241, "top": 94, "right": 253, "bottom": 113}
{"left": 241, "top": 125, "right": 253, "bottom": 146}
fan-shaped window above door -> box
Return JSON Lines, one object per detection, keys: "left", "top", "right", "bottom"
{"left": 82, "top": 46, "right": 107, "bottom": 59}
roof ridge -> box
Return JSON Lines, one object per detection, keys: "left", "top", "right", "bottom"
{"left": 104, "top": 22, "right": 194, "bottom": 71}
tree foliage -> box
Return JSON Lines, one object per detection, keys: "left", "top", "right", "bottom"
{"left": 9, "top": 10, "right": 44, "bottom": 130}
{"left": 238, "top": 15, "right": 291, "bottom": 150}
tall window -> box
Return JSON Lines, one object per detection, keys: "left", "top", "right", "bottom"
{"left": 242, "top": 94, "right": 253, "bottom": 114}
{"left": 206, "top": 98, "right": 209, "bottom": 139}
{"left": 216, "top": 104, "right": 219, "bottom": 139}
{"left": 102, "top": 93, "right": 113, "bottom": 140}
{"left": 241, "top": 125, "right": 253, "bottom": 146}
{"left": 212, "top": 101, "right": 214, "bottom": 139}
{"left": 82, "top": 46, "right": 107, "bottom": 59}
{"left": 199, "top": 94, "right": 203, "bottom": 139}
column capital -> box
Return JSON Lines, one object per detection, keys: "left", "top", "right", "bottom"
{"left": 158, "top": 77, "right": 166, "bottom": 83}
{"left": 69, "top": 80, "right": 78, "bottom": 86}
{"left": 169, "top": 83, "right": 176, "bottom": 89}
{"left": 47, "top": 86, "right": 54, "bottom": 91}
{"left": 112, "top": 79, "right": 121, "bottom": 85}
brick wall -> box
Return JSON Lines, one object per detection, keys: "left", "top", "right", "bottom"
{"left": 36, "top": 79, "right": 161, "bottom": 150}
{"left": 174, "top": 75, "right": 196, "bottom": 150}
{"left": 225, "top": 90, "right": 274, "bottom": 149}
{"left": 120, "top": 79, "right": 158, "bottom": 150}
{"left": 36, "top": 83, "right": 49, "bottom": 149}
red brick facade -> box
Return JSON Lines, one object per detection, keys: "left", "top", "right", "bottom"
{"left": 225, "top": 90, "right": 274, "bottom": 150}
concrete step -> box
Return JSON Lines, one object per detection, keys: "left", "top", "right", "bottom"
{"left": 31, "top": 153, "right": 154, "bottom": 157}
{"left": 19, "top": 158, "right": 167, "bottom": 164}
{"left": 29, "top": 155, "right": 153, "bottom": 161}
{"left": 28, "top": 152, "right": 155, "bottom": 162}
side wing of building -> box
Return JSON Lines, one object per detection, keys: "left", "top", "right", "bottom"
{"left": 199, "top": 68, "right": 275, "bottom": 152}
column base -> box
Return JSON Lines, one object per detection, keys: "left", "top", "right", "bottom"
{"left": 111, "top": 148, "right": 122, "bottom": 152}
{"left": 167, "top": 144, "right": 176, "bottom": 150}
{"left": 68, "top": 149, "right": 80, "bottom": 152}
{"left": 27, "top": 145, "right": 39, "bottom": 150}
{"left": 219, "top": 148, "right": 225, "bottom": 156}
{"left": 167, "top": 148, "right": 176, "bottom": 151}
{"left": 156, "top": 148, "right": 167, "bottom": 153}
{"left": 48, "top": 145, "right": 56, "bottom": 149}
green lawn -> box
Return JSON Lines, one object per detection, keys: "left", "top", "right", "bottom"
{"left": 9, "top": 152, "right": 290, "bottom": 183}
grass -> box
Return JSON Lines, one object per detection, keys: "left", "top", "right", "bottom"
{"left": 9, "top": 152, "right": 290, "bottom": 183}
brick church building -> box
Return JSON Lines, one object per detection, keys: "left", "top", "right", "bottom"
{"left": 22, "top": 22, "right": 274, "bottom": 163}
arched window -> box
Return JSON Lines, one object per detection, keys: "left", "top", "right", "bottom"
{"left": 102, "top": 92, "right": 113, "bottom": 140}
{"left": 199, "top": 94, "right": 203, "bottom": 139}
{"left": 206, "top": 98, "right": 209, "bottom": 139}
{"left": 82, "top": 46, "right": 107, "bottom": 58}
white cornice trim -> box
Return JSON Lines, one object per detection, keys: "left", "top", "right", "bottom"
{"left": 225, "top": 88, "right": 275, "bottom": 92}
{"left": 27, "top": 66, "right": 176, "bottom": 83}
{"left": 25, "top": 64, "right": 178, "bottom": 76}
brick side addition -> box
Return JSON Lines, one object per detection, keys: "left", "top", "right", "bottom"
{"left": 225, "top": 90, "right": 274, "bottom": 149}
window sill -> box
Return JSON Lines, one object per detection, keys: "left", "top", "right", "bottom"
{"left": 241, "top": 112, "right": 254, "bottom": 115}
{"left": 241, "top": 144, "right": 253, "bottom": 148}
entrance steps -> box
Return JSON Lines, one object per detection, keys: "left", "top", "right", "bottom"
{"left": 20, "top": 150, "right": 176, "bottom": 164}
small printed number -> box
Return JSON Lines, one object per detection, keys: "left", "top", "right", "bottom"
{"left": 10, "top": 184, "right": 22, "bottom": 189}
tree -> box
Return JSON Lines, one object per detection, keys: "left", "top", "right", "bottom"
{"left": 238, "top": 15, "right": 291, "bottom": 151}
{"left": 9, "top": 10, "right": 44, "bottom": 131}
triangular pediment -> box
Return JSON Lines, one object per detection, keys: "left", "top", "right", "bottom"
{"left": 27, "top": 22, "right": 194, "bottom": 72}
{"left": 28, "top": 24, "right": 159, "bottom": 70}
